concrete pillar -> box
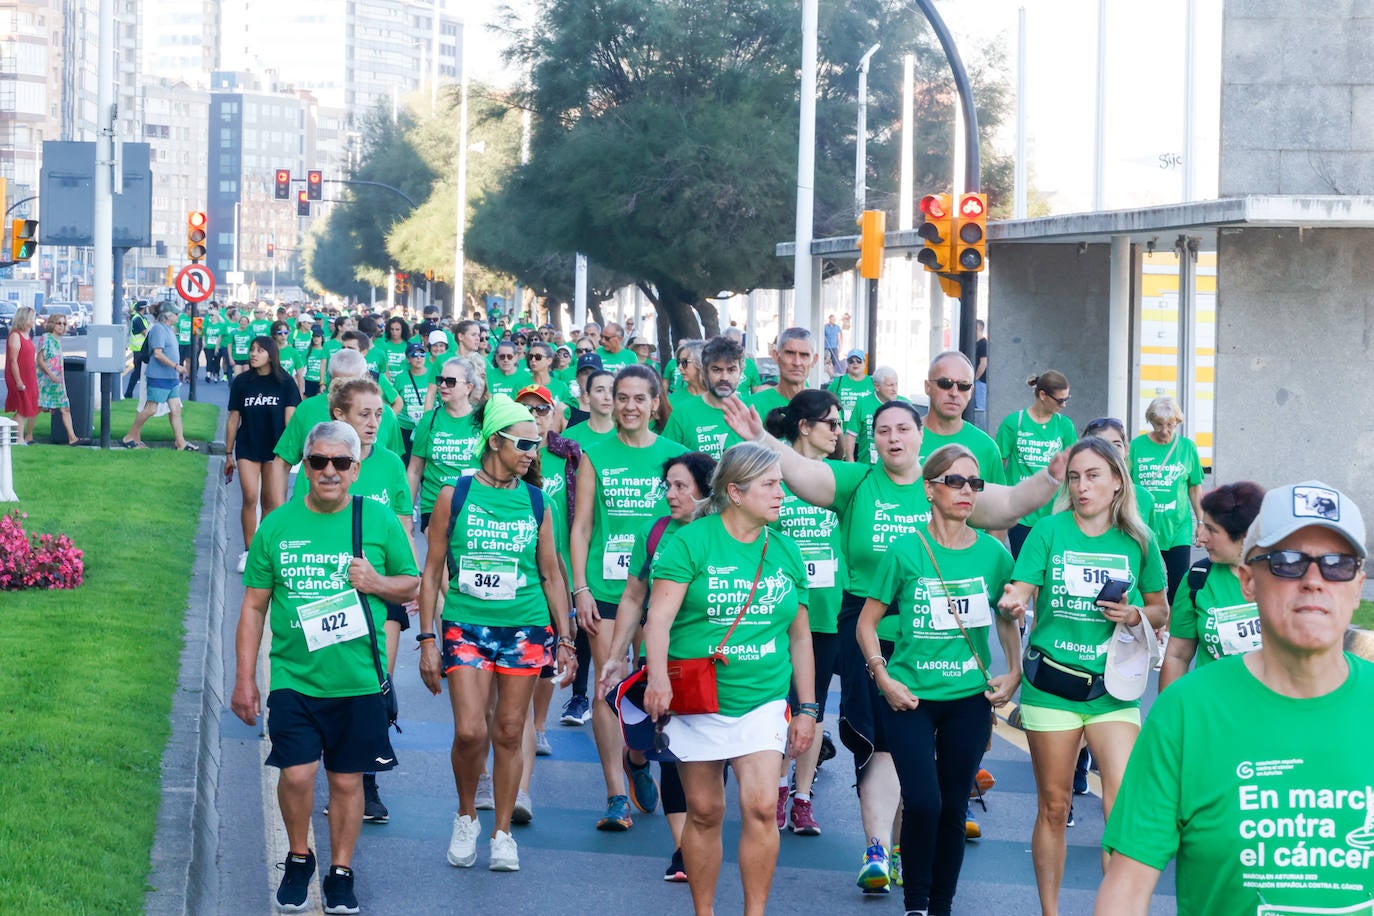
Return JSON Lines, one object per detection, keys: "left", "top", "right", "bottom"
{"left": 1107, "top": 235, "right": 1131, "bottom": 422}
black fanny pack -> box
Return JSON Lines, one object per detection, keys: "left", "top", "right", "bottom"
{"left": 1023, "top": 648, "right": 1108, "bottom": 703}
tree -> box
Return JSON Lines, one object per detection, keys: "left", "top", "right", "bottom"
{"left": 468, "top": 0, "right": 1014, "bottom": 354}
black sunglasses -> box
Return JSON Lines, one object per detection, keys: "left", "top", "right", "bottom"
{"left": 931, "top": 474, "right": 986, "bottom": 492}
{"left": 1247, "top": 550, "right": 1362, "bottom": 582}
{"left": 1046, "top": 393, "right": 1071, "bottom": 406}
{"left": 305, "top": 454, "right": 356, "bottom": 472}
{"left": 435, "top": 375, "right": 460, "bottom": 387}
{"left": 576, "top": 346, "right": 595, "bottom": 354}
{"left": 522, "top": 403, "right": 553, "bottom": 416}
{"left": 805, "top": 418, "right": 842, "bottom": 432}
{"left": 528, "top": 353, "right": 549, "bottom": 361}
{"left": 932, "top": 377, "right": 973, "bottom": 392}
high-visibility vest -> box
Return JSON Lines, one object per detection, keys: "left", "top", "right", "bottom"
{"left": 129, "top": 313, "right": 149, "bottom": 352}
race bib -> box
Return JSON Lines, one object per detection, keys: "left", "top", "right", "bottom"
{"left": 925, "top": 577, "right": 992, "bottom": 630}
{"left": 1213, "top": 602, "right": 1262, "bottom": 657}
{"left": 405, "top": 402, "right": 424, "bottom": 423}
{"left": 458, "top": 555, "right": 518, "bottom": 601}
{"left": 801, "top": 546, "right": 836, "bottom": 589}
{"left": 1062, "top": 551, "right": 1131, "bottom": 599}
{"left": 603, "top": 533, "right": 635, "bottom": 581}
{"left": 296, "top": 590, "right": 369, "bottom": 652}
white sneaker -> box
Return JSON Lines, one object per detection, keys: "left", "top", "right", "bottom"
{"left": 534, "top": 730, "right": 552, "bottom": 756}
{"left": 475, "top": 772, "right": 495, "bottom": 810}
{"left": 447, "top": 813, "right": 479, "bottom": 867}
{"left": 512, "top": 791, "right": 533, "bottom": 825}
{"left": 489, "top": 829, "right": 520, "bottom": 871}
{"left": 236, "top": 551, "right": 248, "bottom": 573}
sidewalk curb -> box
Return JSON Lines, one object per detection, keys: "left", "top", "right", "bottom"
{"left": 145, "top": 458, "right": 227, "bottom": 915}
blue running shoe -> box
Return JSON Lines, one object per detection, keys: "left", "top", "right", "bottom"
{"left": 597, "top": 794, "right": 633, "bottom": 831}
{"left": 856, "top": 837, "right": 890, "bottom": 894}
{"left": 623, "top": 749, "right": 659, "bottom": 814}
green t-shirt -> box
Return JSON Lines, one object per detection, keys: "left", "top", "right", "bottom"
{"left": 373, "top": 339, "right": 409, "bottom": 379}
{"left": 290, "top": 446, "right": 412, "bottom": 517}
{"left": 1011, "top": 510, "right": 1166, "bottom": 713}
{"left": 596, "top": 347, "right": 638, "bottom": 373}
{"left": 845, "top": 394, "right": 912, "bottom": 465}
{"left": 582, "top": 433, "right": 687, "bottom": 604}
{"left": 395, "top": 370, "right": 429, "bottom": 430}
{"left": 242, "top": 497, "right": 418, "bottom": 698}
{"left": 741, "top": 356, "right": 762, "bottom": 393}
{"left": 278, "top": 346, "right": 302, "bottom": 377}
{"left": 771, "top": 477, "right": 844, "bottom": 634}
{"left": 1168, "top": 563, "right": 1259, "bottom": 667}
{"left": 177, "top": 314, "right": 194, "bottom": 345}
{"left": 410, "top": 408, "right": 482, "bottom": 513}
{"left": 747, "top": 386, "right": 790, "bottom": 419}
{"left": 274, "top": 394, "right": 404, "bottom": 465}
{"left": 651, "top": 515, "right": 809, "bottom": 717}
{"left": 1129, "top": 433, "right": 1204, "bottom": 549}
{"left": 290, "top": 330, "right": 313, "bottom": 355}
{"left": 869, "top": 527, "right": 1014, "bottom": 700}
{"left": 828, "top": 374, "right": 874, "bottom": 422}
{"left": 229, "top": 327, "right": 254, "bottom": 360}
{"left": 249, "top": 319, "right": 272, "bottom": 339}
{"left": 441, "top": 480, "right": 549, "bottom": 628}
{"left": 376, "top": 371, "right": 400, "bottom": 408}
{"left": 630, "top": 515, "right": 684, "bottom": 584}
{"left": 918, "top": 421, "right": 1006, "bottom": 487}
{"left": 1103, "top": 654, "right": 1374, "bottom": 916}
{"left": 563, "top": 421, "right": 613, "bottom": 449}
{"left": 538, "top": 447, "right": 572, "bottom": 570}
{"left": 488, "top": 367, "right": 532, "bottom": 400}
{"left": 660, "top": 394, "right": 746, "bottom": 460}
{"left": 995, "top": 410, "right": 1077, "bottom": 527}
{"left": 303, "top": 346, "right": 327, "bottom": 383}
{"left": 203, "top": 319, "right": 226, "bottom": 348}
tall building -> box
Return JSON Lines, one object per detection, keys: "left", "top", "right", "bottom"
{"left": 138, "top": 78, "right": 208, "bottom": 290}
{"left": 141, "top": 0, "right": 219, "bottom": 85}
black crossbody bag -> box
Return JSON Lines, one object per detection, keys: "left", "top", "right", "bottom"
{"left": 353, "top": 496, "right": 401, "bottom": 732}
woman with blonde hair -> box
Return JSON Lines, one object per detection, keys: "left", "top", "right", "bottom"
{"left": 4, "top": 305, "right": 39, "bottom": 443}
{"left": 36, "top": 312, "right": 87, "bottom": 445}
{"left": 998, "top": 436, "right": 1168, "bottom": 915}
{"left": 1129, "top": 395, "right": 1205, "bottom": 602}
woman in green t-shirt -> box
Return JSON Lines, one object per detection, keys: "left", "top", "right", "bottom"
{"left": 643, "top": 443, "right": 816, "bottom": 916}
{"left": 374, "top": 317, "right": 411, "bottom": 382}
{"left": 302, "top": 326, "right": 327, "bottom": 398}
{"left": 1129, "top": 395, "right": 1206, "bottom": 602}
{"left": 570, "top": 365, "right": 687, "bottom": 831}
{"left": 995, "top": 369, "right": 1077, "bottom": 557}
{"left": 395, "top": 343, "right": 430, "bottom": 462}
{"left": 1158, "top": 481, "right": 1264, "bottom": 690}
{"left": 417, "top": 395, "right": 575, "bottom": 873}
{"left": 407, "top": 357, "right": 482, "bottom": 526}
{"left": 997, "top": 437, "right": 1168, "bottom": 915}
{"left": 858, "top": 445, "right": 1020, "bottom": 916}
{"left": 762, "top": 388, "right": 845, "bottom": 837}
{"left": 228, "top": 315, "right": 255, "bottom": 376}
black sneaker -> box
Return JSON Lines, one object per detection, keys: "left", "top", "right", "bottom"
{"left": 664, "top": 847, "right": 688, "bottom": 882}
{"left": 276, "top": 849, "right": 315, "bottom": 911}
{"left": 818, "top": 731, "right": 836, "bottom": 764}
{"left": 1066, "top": 803, "right": 1076, "bottom": 828}
{"left": 322, "top": 865, "right": 360, "bottom": 915}
{"left": 363, "top": 773, "right": 388, "bottom": 823}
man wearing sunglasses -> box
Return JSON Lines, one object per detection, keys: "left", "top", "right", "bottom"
{"left": 921, "top": 352, "right": 1005, "bottom": 489}
{"left": 827, "top": 348, "right": 874, "bottom": 423}
{"left": 488, "top": 341, "right": 532, "bottom": 399}
{"left": 1098, "top": 480, "right": 1374, "bottom": 916}
{"left": 596, "top": 322, "right": 638, "bottom": 373}
{"left": 233, "top": 421, "right": 420, "bottom": 914}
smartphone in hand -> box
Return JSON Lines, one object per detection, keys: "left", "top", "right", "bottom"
{"left": 1095, "top": 577, "right": 1130, "bottom": 605}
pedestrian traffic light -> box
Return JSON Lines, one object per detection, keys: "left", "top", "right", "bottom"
{"left": 916, "top": 194, "right": 954, "bottom": 273}
{"left": 10, "top": 218, "right": 37, "bottom": 262}
{"left": 306, "top": 169, "right": 322, "bottom": 201}
{"left": 192, "top": 316, "right": 204, "bottom": 335}
{"left": 857, "top": 209, "right": 886, "bottom": 280}
{"left": 186, "top": 211, "right": 207, "bottom": 262}
{"left": 296, "top": 190, "right": 309, "bottom": 217}
{"left": 266, "top": 242, "right": 275, "bottom": 259}
{"left": 955, "top": 192, "right": 987, "bottom": 272}
{"left": 274, "top": 168, "right": 291, "bottom": 200}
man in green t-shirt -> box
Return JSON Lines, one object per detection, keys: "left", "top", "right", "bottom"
{"left": 595, "top": 322, "right": 638, "bottom": 373}
{"left": 748, "top": 326, "right": 819, "bottom": 417}
{"left": 231, "top": 420, "right": 420, "bottom": 914}
{"left": 660, "top": 335, "right": 748, "bottom": 459}
{"left": 1099, "top": 480, "right": 1374, "bottom": 916}
{"left": 919, "top": 351, "right": 1004, "bottom": 486}
{"left": 827, "top": 348, "right": 874, "bottom": 422}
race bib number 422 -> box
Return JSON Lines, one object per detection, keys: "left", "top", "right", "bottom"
{"left": 296, "top": 590, "right": 369, "bottom": 652}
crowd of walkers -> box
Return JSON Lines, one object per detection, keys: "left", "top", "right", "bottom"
{"left": 218, "top": 305, "right": 1373, "bottom": 916}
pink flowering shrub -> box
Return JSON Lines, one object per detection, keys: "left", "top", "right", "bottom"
{"left": 0, "top": 510, "right": 84, "bottom": 590}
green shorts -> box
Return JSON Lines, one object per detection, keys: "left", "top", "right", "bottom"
{"left": 1019, "top": 701, "right": 1140, "bottom": 732}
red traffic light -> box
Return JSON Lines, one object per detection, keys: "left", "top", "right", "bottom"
{"left": 274, "top": 168, "right": 291, "bottom": 200}
{"left": 307, "top": 169, "right": 323, "bottom": 201}
{"left": 919, "top": 194, "right": 948, "bottom": 220}
{"left": 296, "top": 190, "right": 310, "bottom": 216}
{"left": 188, "top": 210, "right": 207, "bottom": 232}
{"left": 958, "top": 193, "right": 986, "bottom": 218}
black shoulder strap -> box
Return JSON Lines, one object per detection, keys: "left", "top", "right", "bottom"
{"left": 1187, "top": 558, "right": 1213, "bottom": 605}
{"left": 524, "top": 481, "right": 545, "bottom": 529}
{"left": 444, "top": 475, "right": 476, "bottom": 579}
{"left": 352, "top": 496, "right": 387, "bottom": 690}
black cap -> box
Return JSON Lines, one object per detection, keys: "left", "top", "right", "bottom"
{"left": 576, "top": 352, "right": 603, "bottom": 372}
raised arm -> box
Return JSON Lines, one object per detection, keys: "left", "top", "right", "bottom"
{"left": 970, "top": 449, "right": 1068, "bottom": 529}
{"left": 721, "top": 394, "right": 837, "bottom": 507}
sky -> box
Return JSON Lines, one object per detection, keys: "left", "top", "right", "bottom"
{"left": 459, "top": 0, "right": 1225, "bottom": 215}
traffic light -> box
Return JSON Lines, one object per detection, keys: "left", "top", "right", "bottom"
{"left": 857, "top": 209, "right": 886, "bottom": 280}
{"left": 915, "top": 194, "right": 954, "bottom": 273}
{"left": 186, "top": 211, "right": 207, "bottom": 261}
{"left": 266, "top": 242, "right": 275, "bottom": 259}
{"left": 296, "top": 190, "right": 309, "bottom": 217}
{"left": 165, "top": 265, "right": 174, "bottom": 286}
{"left": 306, "top": 169, "right": 323, "bottom": 201}
{"left": 10, "top": 218, "right": 37, "bottom": 262}
{"left": 192, "top": 316, "right": 204, "bottom": 335}
{"left": 955, "top": 192, "right": 987, "bottom": 272}
{"left": 395, "top": 272, "right": 409, "bottom": 294}
{"left": 274, "top": 168, "right": 291, "bottom": 200}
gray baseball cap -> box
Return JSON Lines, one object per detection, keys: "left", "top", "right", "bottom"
{"left": 1242, "top": 480, "right": 1367, "bottom": 560}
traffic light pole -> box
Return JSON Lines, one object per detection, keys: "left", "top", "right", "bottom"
{"left": 913, "top": 0, "right": 982, "bottom": 419}
{"left": 866, "top": 278, "right": 879, "bottom": 368}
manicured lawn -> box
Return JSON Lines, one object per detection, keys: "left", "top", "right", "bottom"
{"left": 28, "top": 398, "right": 220, "bottom": 443}
{"left": 1356, "top": 600, "right": 1374, "bottom": 631}
{"left": 0, "top": 447, "right": 206, "bottom": 913}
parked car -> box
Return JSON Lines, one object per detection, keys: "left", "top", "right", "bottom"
{"left": 73, "top": 302, "right": 92, "bottom": 332}
{"left": 38, "top": 302, "right": 77, "bottom": 334}
{"left": 0, "top": 301, "right": 16, "bottom": 337}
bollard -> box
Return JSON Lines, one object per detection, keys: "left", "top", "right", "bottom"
{"left": 0, "top": 416, "right": 18, "bottom": 501}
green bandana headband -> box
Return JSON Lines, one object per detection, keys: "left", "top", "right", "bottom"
{"left": 480, "top": 394, "right": 534, "bottom": 442}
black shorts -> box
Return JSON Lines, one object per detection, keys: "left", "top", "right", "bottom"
{"left": 788, "top": 631, "right": 839, "bottom": 723}
{"left": 385, "top": 601, "right": 410, "bottom": 630}
{"left": 419, "top": 511, "right": 431, "bottom": 533}
{"left": 265, "top": 688, "right": 398, "bottom": 774}
{"left": 596, "top": 598, "right": 619, "bottom": 621}
{"left": 234, "top": 358, "right": 249, "bottom": 366}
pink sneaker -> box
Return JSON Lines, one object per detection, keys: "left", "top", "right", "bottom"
{"left": 776, "top": 786, "right": 788, "bottom": 829}
{"left": 789, "top": 796, "right": 821, "bottom": 836}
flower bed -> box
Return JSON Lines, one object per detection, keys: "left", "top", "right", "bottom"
{"left": 0, "top": 510, "right": 84, "bottom": 590}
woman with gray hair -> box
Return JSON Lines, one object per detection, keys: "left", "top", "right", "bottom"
{"left": 643, "top": 441, "right": 816, "bottom": 916}
{"left": 1129, "top": 395, "right": 1205, "bottom": 601}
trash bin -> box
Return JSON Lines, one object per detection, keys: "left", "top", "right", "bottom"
{"left": 49, "top": 355, "right": 92, "bottom": 443}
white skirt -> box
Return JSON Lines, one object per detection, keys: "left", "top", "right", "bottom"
{"left": 660, "top": 698, "right": 789, "bottom": 763}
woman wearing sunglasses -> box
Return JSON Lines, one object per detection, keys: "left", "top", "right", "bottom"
{"left": 763, "top": 389, "right": 845, "bottom": 837}
{"left": 523, "top": 341, "right": 570, "bottom": 411}
{"left": 1129, "top": 396, "right": 1206, "bottom": 603}
{"left": 996, "top": 437, "right": 1167, "bottom": 916}
{"left": 270, "top": 321, "right": 305, "bottom": 395}
{"left": 571, "top": 364, "right": 687, "bottom": 831}
{"left": 996, "top": 370, "right": 1077, "bottom": 557}
{"left": 723, "top": 394, "right": 1061, "bottom": 896}
{"left": 418, "top": 395, "right": 576, "bottom": 874}
{"left": 858, "top": 445, "right": 1020, "bottom": 916}
{"left": 488, "top": 341, "right": 531, "bottom": 400}
{"left": 226, "top": 334, "right": 301, "bottom": 573}
{"left": 1158, "top": 481, "right": 1265, "bottom": 691}
{"left": 407, "top": 357, "right": 483, "bottom": 532}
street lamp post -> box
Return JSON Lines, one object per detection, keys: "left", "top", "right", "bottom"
{"left": 854, "top": 43, "right": 879, "bottom": 371}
